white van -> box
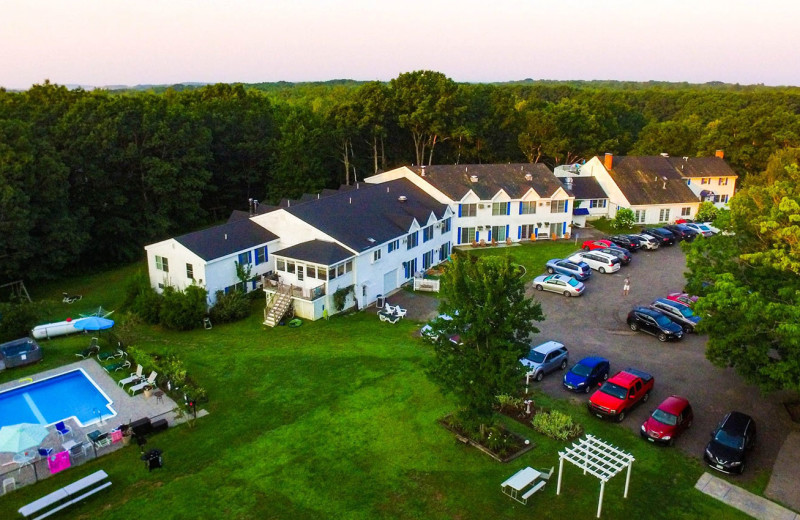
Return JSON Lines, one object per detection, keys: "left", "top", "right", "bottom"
{"left": 568, "top": 251, "right": 621, "bottom": 274}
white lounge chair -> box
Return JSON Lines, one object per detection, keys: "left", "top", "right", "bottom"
{"left": 119, "top": 365, "right": 143, "bottom": 388}
{"left": 129, "top": 372, "right": 157, "bottom": 396}
{"left": 539, "top": 467, "right": 554, "bottom": 480}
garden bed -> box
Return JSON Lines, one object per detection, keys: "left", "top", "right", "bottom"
{"left": 438, "top": 415, "right": 535, "bottom": 463}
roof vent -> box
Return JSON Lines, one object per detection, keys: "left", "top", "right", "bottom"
{"left": 367, "top": 237, "right": 376, "bottom": 243}
{"left": 420, "top": 165, "right": 426, "bottom": 177}
{"left": 470, "top": 175, "right": 478, "bottom": 183}
{"left": 224, "top": 233, "right": 228, "bottom": 240}
{"left": 398, "top": 196, "right": 407, "bottom": 202}
{"left": 524, "top": 173, "right": 533, "bottom": 181}
{"left": 683, "top": 156, "right": 689, "bottom": 161}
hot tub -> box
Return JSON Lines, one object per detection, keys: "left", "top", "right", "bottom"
{"left": 0, "top": 337, "right": 43, "bottom": 368}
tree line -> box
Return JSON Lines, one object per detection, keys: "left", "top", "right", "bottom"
{"left": 2, "top": 71, "right": 800, "bottom": 284}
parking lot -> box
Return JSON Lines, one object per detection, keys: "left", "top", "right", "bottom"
{"left": 527, "top": 239, "right": 795, "bottom": 478}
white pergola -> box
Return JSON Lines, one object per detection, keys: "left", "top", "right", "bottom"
{"left": 556, "top": 434, "right": 635, "bottom": 518}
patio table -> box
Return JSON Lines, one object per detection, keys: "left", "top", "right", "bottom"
{"left": 501, "top": 467, "right": 541, "bottom": 503}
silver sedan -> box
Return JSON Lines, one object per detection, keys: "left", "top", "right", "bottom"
{"left": 533, "top": 274, "right": 585, "bottom": 297}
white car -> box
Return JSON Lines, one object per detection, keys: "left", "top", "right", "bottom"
{"left": 701, "top": 222, "right": 722, "bottom": 234}
{"left": 631, "top": 233, "right": 659, "bottom": 250}
{"left": 568, "top": 251, "right": 621, "bottom": 274}
{"left": 684, "top": 223, "right": 714, "bottom": 237}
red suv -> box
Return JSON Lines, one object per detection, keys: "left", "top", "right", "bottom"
{"left": 640, "top": 395, "right": 693, "bottom": 446}
{"left": 582, "top": 239, "right": 613, "bottom": 251}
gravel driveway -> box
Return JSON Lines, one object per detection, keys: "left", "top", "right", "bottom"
{"left": 526, "top": 240, "right": 796, "bottom": 479}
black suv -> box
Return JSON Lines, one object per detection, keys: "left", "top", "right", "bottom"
{"left": 598, "top": 246, "right": 632, "bottom": 265}
{"left": 641, "top": 228, "right": 676, "bottom": 246}
{"left": 626, "top": 306, "right": 683, "bottom": 342}
{"left": 608, "top": 235, "right": 640, "bottom": 252}
{"left": 704, "top": 411, "right": 757, "bottom": 474}
{"left": 664, "top": 224, "right": 698, "bottom": 242}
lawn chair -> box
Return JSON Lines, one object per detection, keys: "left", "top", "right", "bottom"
{"left": 75, "top": 338, "right": 100, "bottom": 359}
{"left": 538, "top": 467, "right": 554, "bottom": 480}
{"left": 55, "top": 421, "right": 71, "bottom": 440}
{"left": 378, "top": 310, "right": 401, "bottom": 324}
{"left": 129, "top": 371, "right": 158, "bottom": 396}
{"left": 37, "top": 447, "right": 53, "bottom": 459}
{"left": 119, "top": 365, "right": 144, "bottom": 387}
{"left": 103, "top": 359, "right": 131, "bottom": 373}
{"left": 98, "top": 348, "right": 126, "bottom": 362}
{"left": 86, "top": 430, "right": 111, "bottom": 448}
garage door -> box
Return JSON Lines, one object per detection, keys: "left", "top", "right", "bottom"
{"left": 383, "top": 269, "right": 398, "bottom": 295}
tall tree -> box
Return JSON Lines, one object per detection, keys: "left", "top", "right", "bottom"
{"left": 427, "top": 255, "right": 544, "bottom": 422}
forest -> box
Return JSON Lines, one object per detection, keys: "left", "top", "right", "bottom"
{"left": 2, "top": 70, "right": 800, "bottom": 284}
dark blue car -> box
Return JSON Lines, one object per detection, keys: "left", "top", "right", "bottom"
{"left": 563, "top": 356, "right": 611, "bottom": 393}
{"left": 545, "top": 258, "right": 591, "bottom": 281}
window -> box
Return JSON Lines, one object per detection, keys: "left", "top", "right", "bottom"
{"left": 714, "top": 194, "right": 730, "bottom": 203}
{"left": 520, "top": 201, "right": 536, "bottom": 214}
{"left": 238, "top": 251, "right": 252, "bottom": 266}
{"left": 589, "top": 199, "right": 607, "bottom": 209}
{"left": 286, "top": 261, "right": 296, "bottom": 274}
{"left": 441, "top": 218, "right": 451, "bottom": 234}
{"left": 439, "top": 242, "right": 450, "bottom": 260}
{"left": 460, "top": 227, "right": 476, "bottom": 244}
{"left": 373, "top": 249, "right": 382, "bottom": 262}
{"left": 701, "top": 178, "right": 709, "bottom": 185}
{"left": 388, "top": 239, "right": 400, "bottom": 252}
{"left": 659, "top": 208, "right": 670, "bottom": 222}
{"left": 337, "top": 264, "right": 345, "bottom": 277}
{"left": 186, "top": 263, "right": 194, "bottom": 280}
{"left": 460, "top": 203, "right": 477, "bottom": 217}
{"left": 550, "top": 200, "right": 566, "bottom": 213}
{"left": 520, "top": 224, "right": 536, "bottom": 239}
{"left": 634, "top": 209, "right": 646, "bottom": 223}
{"left": 681, "top": 207, "right": 691, "bottom": 216}
{"left": 328, "top": 267, "right": 337, "bottom": 280}
{"left": 422, "top": 250, "right": 435, "bottom": 269}
{"left": 492, "top": 202, "right": 508, "bottom": 215}
{"left": 422, "top": 226, "right": 434, "bottom": 243}
{"left": 155, "top": 256, "right": 169, "bottom": 273}
{"left": 490, "top": 225, "right": 506, "bottom": 241}
{"left": 718, "top": 178, "right": 729, "bottom": 186}
{"left": 277, "top": 259, "right": 285, "bottom": 271}
{"left": 307, "top": 266, "right": 317, "bottom": 279}
{"left": 345, "top": 260, "right": 352, "bottom": 273}
{"left": 255, "top": 247, "right": 267, "bottom": 265}
{"left": 406, "top": 231, "right": 418, "bottom": 250}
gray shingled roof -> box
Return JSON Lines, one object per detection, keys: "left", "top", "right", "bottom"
{"left": 285, "top": 178, "right": 447, "bottom": 252}
{"left": 563, "top": 177, "right": 607, "bottom": 200}
{"left": 666, "top": 157, "right": 738, "bottom": 178}
{"left": 409, "top": 163, "right": 561, "bottom": 200}
{"left": 174, "top": 219, "right": 278, "bottom": 261}
{"left": 274, "top": 240, "right": 353, "bottom": 265}
{"left": 602, "top": 156, "right": 701, "bottom": 206}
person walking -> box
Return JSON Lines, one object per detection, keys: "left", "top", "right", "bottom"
{"left": 623, "top": 277, "right": 631, "bottom": 296}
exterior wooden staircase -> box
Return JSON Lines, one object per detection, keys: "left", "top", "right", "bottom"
{"left": 264, "top": 283, "right": 293, "bottom": 327}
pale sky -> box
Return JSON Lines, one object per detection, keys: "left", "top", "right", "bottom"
{"left": 2, "top": 0, "right": 798, "bottom": 90}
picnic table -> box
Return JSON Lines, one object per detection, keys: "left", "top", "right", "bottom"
{"left": 501, "top": 467, "right": 542, "bottom": 504}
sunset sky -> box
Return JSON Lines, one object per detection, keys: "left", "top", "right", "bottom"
{"left": 2, "top": 0, "right": 798, "bottom": 89}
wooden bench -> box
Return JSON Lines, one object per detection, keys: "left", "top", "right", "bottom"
{"left": 521, "top": 480, "right": 546, "bottom": 503}
{"left": 18, "top": 470, "right": 111, "bottom": 519}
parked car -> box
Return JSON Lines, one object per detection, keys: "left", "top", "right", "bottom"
{"left": 545, "top": 258, "right": 591, "bottom": 281}
{"left": 568, "top": 251, "right": 621, "bottom": 274}
{"left": 608, "top": 235, "right": 640, "bottom": 252}
{"left": 664, "top": 224, "right": 698, "bottom": 242}
{"left": 666, "top": 292, "right": 699, "bottom": 308}
{"left": 640, "top": 395, "right": 694, "bottom": 446}
{"left": 631, "top": 233, "right": 659, "bottom": 250}
{"left": 533, "top": 274, "right": 585, "bottom": 297}
{"left": 684, "top": 223, "right": 715, "bottom": 237}
{"left": 582, "top": 239, "right": 613, "bottom": 251}
{"left": 597, "top": 246, "right": 632, "bottom": 265}
{"left": 641, "top": 228, "right": 677, "bottom": 246}
{"left": 704, "top": 411, "right": 757, "bottom": 474}
{"left": 650, "top": 298, "right": 701, "bottom": 333}
{"left": 588, "top": 368, "right": 654, "bottom": 422}
{"left": 420, "top": 313, "right": 459, "bottom": 344}
{"left": 701, "top": 222, "right": 722, "bottom": 234}
{"left": 563, "top": 356, "right": 610, "bottom": 393}
{"left": 520, "top": 341, "right": 569, "bottom": 382}
{"left": 626, "top": 306, "right": 684, "bottom": 342}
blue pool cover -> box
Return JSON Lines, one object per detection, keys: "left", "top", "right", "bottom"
{"left": 0, "top": 369, "right": 116, "bottom": 429}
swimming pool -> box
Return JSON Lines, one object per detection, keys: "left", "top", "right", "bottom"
{"left": 0, "top": 369, "right": 116, "bottom": 429}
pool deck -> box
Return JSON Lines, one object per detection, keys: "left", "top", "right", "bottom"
{"left": 0, "top": 358, "right": 181, "bottom": 486}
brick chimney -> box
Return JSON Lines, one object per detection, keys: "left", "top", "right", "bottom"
{"left": 715, "top": 150, "right": 724, "bottom": 159}
{"left": 604, "top": 153, "right": 613, "bottom": 170}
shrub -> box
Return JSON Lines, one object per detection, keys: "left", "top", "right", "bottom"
{"left": 209, "top": 290, "right": 251, "bottom": 323}
{"left": 131, "top": 287, "right": 162, "bottom": 324}
{"left": 159, "top": 285, "right": 207, "bottom": 330}
{"left": 123, "top": 271, "right": 152, "bottom": 310}
{"left": 531, "top": 409, "right": 582, "bottom": 441}
{"left": 496, "top": 394, "right": 526, "bottom": 415}
{"left": 0, "top": 300, "right": 53, "bottom": 342}
{"left": 695, "top": 201, "right": 719, "bottom": 223}
{"left": 612, "top": 208, "right": 636, "bottom": 231}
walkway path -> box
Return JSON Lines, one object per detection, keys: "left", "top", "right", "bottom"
{"left": 695, "top": 472, "right": 798, "bottom": 520}
{"left": 766, "top": 430, "right": 800, "bottom": 513}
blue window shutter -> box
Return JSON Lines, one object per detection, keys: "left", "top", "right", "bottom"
{"left": 534, "top": 228, "right": 538, "bottom": 238}
{"left": 476, "top": 231, "right": 480, "bottom": 241}
{"left": 517, "top": 226, "right": 521, "bottom": 239}
{"left": 458, "top": 204, "right": 462, "bottom": 217}
{"left": 506, "top": 225, "right": 509, "bottom": 237}
{"left": 519, "top": 201, "right": 523, "bottom": 214}
{"left": 254, "top": 249, "right": 260, "bottom": 265}
{"left": 265, "top": 246, "right": 268, "bottom": 261}
{"left": 565, "top": 200, "right": 569, "bottom": 213}
{"left": 563, "top": 222, "right": 567, "bottom": 234}
{"left": 457, "top": 227, "right": 461, "bottom": 244}
{"left": 506, "top": 203, "right": 510, "bottom": 215}
{"left": 488, "top": 230, "right": 492, "bottom": 241}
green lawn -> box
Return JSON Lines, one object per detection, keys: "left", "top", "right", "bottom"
{"left": 0, "top": 256, "right": 751, "bottom": 519}
{"left": 462, "top": 241, "right": 580, "bottom": 282}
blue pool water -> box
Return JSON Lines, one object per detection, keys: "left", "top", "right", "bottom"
{"left": 0, "top": 369, "right": 116, "bottom": 428}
